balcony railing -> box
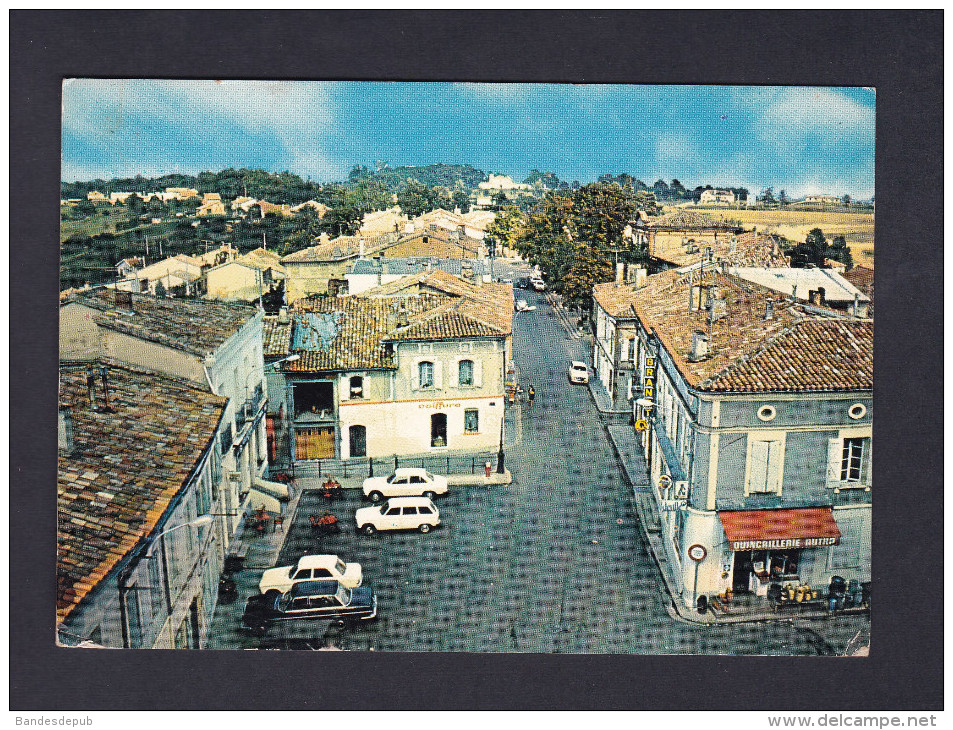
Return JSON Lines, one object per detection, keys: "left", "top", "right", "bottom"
{"left": 235, "top": 383, "right": 265, "bottom": 432}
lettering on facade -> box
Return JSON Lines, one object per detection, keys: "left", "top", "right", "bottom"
{"left": 419, "top": 401, "right": 462, "bottom": 409}
{"left": 642, "top": 356, "right": 655, "bottom": 399}
{"left": 730, "top": 537, "right": 839, "bottom": 551}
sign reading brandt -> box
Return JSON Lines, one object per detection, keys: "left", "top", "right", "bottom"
{"left": 730, "top": 537, "right": 839, "bottom": 551}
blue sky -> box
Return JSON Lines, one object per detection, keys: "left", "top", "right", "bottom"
{"left": 62, "top": 81, "right": 875, "bottom": 198}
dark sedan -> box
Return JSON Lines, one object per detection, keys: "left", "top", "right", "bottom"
{"left": 242, "top": 580, "right": 378, "bottom": 634}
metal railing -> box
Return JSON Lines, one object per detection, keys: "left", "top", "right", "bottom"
{"left": 289, "top": 451, "right": 500, "bottom": 480}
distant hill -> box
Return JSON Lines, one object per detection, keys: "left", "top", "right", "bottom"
{"left": 347, "top": 163, "right": 488, "bottom": 192}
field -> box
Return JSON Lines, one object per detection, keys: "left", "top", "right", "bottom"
{"left": 686, "top": 207, "right": 875, "bottom": 268}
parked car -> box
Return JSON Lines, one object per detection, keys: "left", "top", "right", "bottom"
{"left": 530, "top": 277, "right": 546, "bottom": 292}
{"left": 569, "top": 361, "right": 590, "bottom": 384}
{"left": 242, "top": 580, "right": 377, "bottom": 634}
{"left": 258, "top": 554, "right": 363, "bottom": 595}
{"left": 362, "top": 467, "right": 448, "bottom": 502}
{"left": 516, "top": 277, "right": 530, "bottom": 289}
{"left": 355, "top": 496, "right": 441, "bottom": 535}
{"left": 515, "top": 298, "right": 537, "bottom": 312}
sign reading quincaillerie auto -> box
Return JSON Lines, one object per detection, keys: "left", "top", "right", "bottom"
{"left": 730, "top": 537, "right": 839, "bottom": 551}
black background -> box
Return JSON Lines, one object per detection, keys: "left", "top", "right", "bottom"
{"left": 11, "top": 10, "right": 942, "bottom": 711}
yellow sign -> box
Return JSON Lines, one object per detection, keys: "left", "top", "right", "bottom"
{"left": 634, "top": 419, "right": 649, "bottom": 432}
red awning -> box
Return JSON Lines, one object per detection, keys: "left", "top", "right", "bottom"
{"left": 719, "top": 508, "right": 841, "bottom": 551}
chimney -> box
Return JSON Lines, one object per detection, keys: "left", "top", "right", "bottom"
{"left": 278, "top": 306, "right": 290, "bottom": 324}
{"left": 396, "top": 301, "right": 409, "bottom": 327}
{"left": 809, "top": 287, "right": 826, "bottom": 306}
{"left": 58, "top": 407, "right": 74, "bottom": 454}
{"left": 633, "top": 267, "right": 647, "bottom": 289}
{"left": 113, "top": 289, "right": 134, "bottom": 311}
{"left": 690, "top": 331, "right": 710, "bottom": 361}
{"left": 615, "top": 262, "right": 625, "bottom": 283}
{"left": 764, "top": 299, "right": 774, "bottom": 320}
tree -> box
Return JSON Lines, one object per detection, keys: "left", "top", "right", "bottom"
{"left": 154, "top": 280, "right": 167, "bottom": 298}
{"left": 758, "top": 187, "right": 776, "bottom": 206}
{"left": 670, "top": 179, "right": 687, "bottom": 199}
{"left": 397, "top": 181, "right": 438, "bottom": 218}
{"left": 842, "top": 194, "right": 852, "bottom": 209}
{"left": 778, "top": 189, "right": 789, "bottom": 205}
{"left": 452, "top": 190, "right": 471, "bottom": 213}
{"left": 790, "top": 227, "right": 828, "bottom": 267}
{"left": 485, "top": 205, "right": 524, "bottom": 257}
{"left": 827, "top": 235, "right": 854, "bottom": 269}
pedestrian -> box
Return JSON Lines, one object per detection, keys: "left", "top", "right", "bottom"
{"left": 527, "top": 385, "right": 536, "bottom": 406}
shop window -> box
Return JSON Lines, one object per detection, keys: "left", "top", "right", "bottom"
{"left": 419, "top": 361, "right": 435, "bottom": 389}
{"left": 464, "top": 409, "right": 479, "bottom": 433}
{"left": 459, "top": 359, "right": 474, "bottom": 386}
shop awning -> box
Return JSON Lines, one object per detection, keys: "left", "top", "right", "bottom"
{"left": 719, "top": 508, "right": 841, "bottom": 551}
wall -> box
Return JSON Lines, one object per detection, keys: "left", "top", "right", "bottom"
{"left": 284, "top": 260, "right": 350, "bottom": 302}
{"left": 207, "top": 263, "right": 261, "bottom": 301}
{"left": 392, "top": 339, "right": 505, "bottom": 402}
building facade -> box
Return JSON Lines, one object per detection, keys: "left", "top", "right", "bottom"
{"left": 265, "top": 270, "right": 512, "bottom": 463}
{"left": 606, "top": 267, "right": 872, "bottom": 609}
{"left": 57, "top": 362, "right": 232, "bottom": 649}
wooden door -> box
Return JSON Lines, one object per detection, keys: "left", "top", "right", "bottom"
{"left": 295, "top": 427, "right": 335, "bottom": 459}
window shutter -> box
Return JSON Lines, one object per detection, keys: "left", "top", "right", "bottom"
{"left": 474, "top": 360, "right": 482, "bottom": 387}
{"left": 826, "top": 438, "right": 841, "bottom": 488}
{"left": 449, "top": 358, "right": 459, "bottom": 388}
{"left": 748, "top": 441, "right": 770, "bottom": 493}
{"left": 434, "top": 361, "right": 443, "bottom": 389}
{"left": 860, "top": 438, "right": 872, "bottom": 486}
{"left": 340, "top": 375, "right": 349, "bottom": 401}
{"left": 411, "top": 358, "right": 420, "bottom": 391}
{"left": 766, "top": 441, "right": 782, "bottom": 492}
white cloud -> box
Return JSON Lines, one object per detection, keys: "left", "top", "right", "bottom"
{"left": 756, "top": 87, "right": 875, "bottom": 144}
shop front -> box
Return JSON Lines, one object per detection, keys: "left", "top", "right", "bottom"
{"left": 720, "top": 508, "right": 841, "bottom": 598}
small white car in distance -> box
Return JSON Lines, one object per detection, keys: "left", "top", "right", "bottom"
{"left": 515, "top": 298, "right": 537, "bottom": 312}
{"left": 361, "top": 468, "right": 449, "bottom": 503}
{"left": 258, "top": 554, "right": 363, "bottom": 595}
{"left": 355, "top": 496, "right": 441, "bottom": 535}
{"left": 530, "top": 277, "right": 546, "bottom": 292}
{"left": 569, "top": 361, "right": 590, "bottom": 384}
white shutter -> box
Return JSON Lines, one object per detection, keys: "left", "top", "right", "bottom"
{"left": 474, "top": 360, "right": 482, "bottom": 387}
{"left": 766, "top": 441, "right": 782, "bottom": 492}
{"left": 449, "top": 357, "right": 459, "bottom": 388}
{"left": 411, "top": 358, "right": 420, "bottom": 391}
{"left": 748, "top": 441, "right": 770, "bottom": 493}
{"left": 434, "top": 361, "right": 443, "bottom": 389}
{"left": 826, "top": 438, "right": 842, "bottom": 488}
{"left": 860, "top": 438, "right": 872, "bottom": 486}
{"left": 340, "top": 375, "right": 350, "bottom": 401}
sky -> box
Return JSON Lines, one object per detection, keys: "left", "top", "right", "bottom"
{"left": 62, "top": 81, "right": 875, "bottom": 199}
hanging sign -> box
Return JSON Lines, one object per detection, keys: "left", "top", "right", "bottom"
{"left": 642, "top": 356, "right": 656, "bottom": 399}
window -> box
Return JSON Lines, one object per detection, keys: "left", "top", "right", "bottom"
{"left": 385, "top": 506, "right": 401, "bottom": 516}
{"left": 314, "top": 569, "right": 332, "bottom": 578}
{"left": 841, "top": 437, "right": 867, "bottom": 482}
{"left": 402, "top": 507, "right": 419, "bottom": 515}
{"left": 757, "top": 405, "right": 777, "bottom": 422}
{"left": 747, "top": 438, "right": 784, "bottom": 494}
{"left": 419, "top": 361, "right": 434, "bottom": 389}
{"left": 459, "top": 359, "right": 474, "bottom": 386}
{"left": 418, "top": 506, "right": 433, "bottom": 515}
{"left": 464, "top": 409, "right": 479, "bottom": 433}
{"left": 293, "top": 569, "right": 312, "bottom": 580}
{"left": 349, "top": 376, "right": 364, "bottom": 399}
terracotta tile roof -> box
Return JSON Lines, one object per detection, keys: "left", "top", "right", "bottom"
{"left": 643, "top": 209, "right": 737, "bottom": 229}
{"left": 624, "top": 269, "right": 872, "bottom": 393}
{"left": 65, "top": 290, "right": 258, "bottom": 358}
{"left": 842, "top": 265, "right": 874, "bottom": 317}
{"left": 398, "top": 228, "right": 482, "bottom": 255}
{"left": 57, "top": 362, "right": 227, "bottom": 619}
{"left": 361, "top": 269, "right": 513, "bottom": 336}
{"left": 280, "top": 233, "right": 398, "bottom": 263}
{"left": 262, "top": 316, "right": 293, "bottom": 357}
{"left": 652, "top": 231, "right": 791, "bottom": 269}
{"left": 593, "top": 280, "right": 643, "bottom": 319}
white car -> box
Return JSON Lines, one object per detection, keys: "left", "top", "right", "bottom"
{"left": 258, "top": 555, "right": 363, "bottom": 595}
{"left": 361, "top": 468, "right": 449, "bottom": 503}
{"left": 355, "top": 496, "right": 441, "bottom": 535}
{"left": 569, "top": 361, "right": 590, "bottom": 384}
{"left": 515, "top": 298, "right": 537, "bottom": 312}
{"left": 530, "top": 277, "right": 546, "bottom": 292}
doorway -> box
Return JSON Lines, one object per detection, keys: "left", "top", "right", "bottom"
{"left": 349, "top": 425, "right": 367, "bottom": 457}
{"left": 431, "top": 413, "right": 447, "bottom": 447}
{"left": 295, "top": 426, "right": 335, "bottom": 459}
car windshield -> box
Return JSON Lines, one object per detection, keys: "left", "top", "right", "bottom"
{"left": 336, "top": 584, "right": 351, "bottom": 605}
{"left": 424, "top": 472, "right": 435, "bottom": 481}
{"left": 335, "top": 558, "right": 346, "bottom": 574}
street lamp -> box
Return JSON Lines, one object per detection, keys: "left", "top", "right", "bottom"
{"left": 145, "top": 514, "right": 214, "bottom": 557}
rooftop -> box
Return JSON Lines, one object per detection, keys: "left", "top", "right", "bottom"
{"left": 57, "top": 362, "right": 227, "bottom": 619}
{"left": 262, "top": 316, "right": 293, "bottom": 357}
{"left": 642, "top": 209, "right": 739, "bottom": 230}
{"left": 651, "top": 230, "right": 791, "bottom": 269}
{"left": 348, "top": 256, "right": 488, "bottom": 278}
{"left": 65, "top": 290, "right": 259, "bottom": 358}
{"left": 731, "top": 267, "right": 870, "bottom": 305}
{"left": 280, "top": 233, "right": 399, "bottom": 263}
{"left": 602, "top": 269, "right": 873, "bottom": 393}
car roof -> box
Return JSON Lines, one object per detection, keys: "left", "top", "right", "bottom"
{"left": 571, "top": 361, "right": 588, "bottom": 368}
{"left": 392, "top": 467, "right": 427, "bottom": 476}
{"left": 382, "top": 496, "right": 435, "bottom": 506}
{"left": 295, "top": 555, "right": 343, "bottom": 569}
{"left": 288, "top": 580, "right": 341, "bottom": 597}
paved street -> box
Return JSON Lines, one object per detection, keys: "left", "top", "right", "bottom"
{"left": 211, "top": 278, "right": 869, "bottom": 654}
